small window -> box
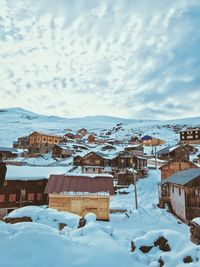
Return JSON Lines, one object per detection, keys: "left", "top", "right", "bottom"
{"left": 85, "top": 168, "right": 88, "bottom": 172}
{"left": 28, "top": 193, "right": 34, "bottom": 201}
{"left": 9, "top": 194, "right": 16, "bottom": 202}
{"left": 93, "top": 168, "right": 95, "bottom": 172}
{"left": 0, "top": 194, "right": 5, "bottom": 203}
{"left": 179, "top": 188, "right": 181, "bottom": 196}
{"left": 37, "top": 193, "right": 43, "bottom": 201}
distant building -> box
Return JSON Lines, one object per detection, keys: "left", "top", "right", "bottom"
{"left": 157, "top": 145, "right": 189, "bottom": 161}
{"left": 28, "top": 131, "right": 60, "bottom": 154}
{"left": 140, "top": 135, "right": 165, "bottom": 146}
{"left": 0, "top": 147, "right": 19, "bottom": 160}
{"left": 77, "top": 128, "right": 87, "bottom": 136}
{"left": 159, "top": 168, "right": 200, "bottom": 222}
{"left": 88, "top": 134, "right": 96, "bottom": 144}
{"left": 52, "top": 144, "right": 74, "bottom": 159}
{"left": 13, "top": 136, "right": 29, "bottom": 149}
{"left": 180, "top": 128, "right": 200, "bottom": 144}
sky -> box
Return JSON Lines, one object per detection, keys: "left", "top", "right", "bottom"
{"left": 0, "top": 0, "right": 200, "bottom": 120}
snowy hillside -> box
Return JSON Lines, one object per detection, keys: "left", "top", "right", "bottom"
{"left": 0, "top": 107, "right": 200, "bottom": 146}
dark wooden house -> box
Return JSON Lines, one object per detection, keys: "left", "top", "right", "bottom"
{"left": 88, "top": 134, "right": 96, "bottom": 143}
{"left": 52, "top": 145, "right": 74, "bottom": 159}
{"left": 111, "top": 152, "right": 147, "bottom": 177}
{"left": 74, "top": 152, "right": 112, "bottom": 167}
{"left": 13, "top": 136, "right": 29, "bottom": 149}
{"left": 0, "top": 165, "right": 65, "bottom": 219}
{"left": 159, "top": 159, "right": 197, "bottom": 180}
{"left": 159, "top": 168, "right": 200, "bottom": 222}
{"left": 0, "top": 147, "right": 19, "bottom": 160}
{"left": 157, "top": 145, "right": 189, "bottom": 161}
{"left": 180, "top": 128, "right": 200, "bottom": 144}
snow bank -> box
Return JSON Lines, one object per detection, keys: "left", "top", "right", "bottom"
{"left": 5, "top": 206, "right": 80, "bottom": 229}
{"left": 0, "top": 221, "right": 133, "bottom": 267}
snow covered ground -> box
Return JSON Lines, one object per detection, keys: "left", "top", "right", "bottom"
{"left": 0, "top": 170, "right": 199, "bottom": 266}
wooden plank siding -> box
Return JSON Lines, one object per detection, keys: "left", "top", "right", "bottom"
{"left": 48, "top": 194, "right": 110, "bottom": 221}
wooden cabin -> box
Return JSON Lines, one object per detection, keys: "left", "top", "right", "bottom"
{"left": 52, "top": 145, "right": 74, "bottom": 159}
{"left": 140, "top": 135, "right": 165, "bottom": 146}
{"left": 0, "top": 147, "right": 19, "bottom": 160}
{"left": 111, "top": 152, "right": 147, "bottom": 177}
{"left": 13, "top": 136, "right": 29, "bottom": 149}
{"left": 157, "top": 145, "right": 189, "bottom": 161}
{"left": 45, "top": 174, "right": 115, "bottom": 221}
{"left": 180, "top": 128, "right": 200, "bottom": 144}
{"left": 159, "top": 159, "right": 197, "bottom": 180}
{"left": 0, "top": 165, "right": 65, "bottom": 219}
{"left": 183, "top": 144, "right": 198, "bottom": 154}
{"left": 159, "top": 168, "right": 200, "bottom": 222}
{"left": 189, "top": 218, "right": 200, "bottom": 245}
{"left": 74, "top": 152, "right": 112, "bottom": 167}
{"left": 77, "top": 128, "right": 87, "bottom": 136}
{"left": 28, "top": 131, "right": 60, "bottom": 154}
{"left": 73, "top": 155, "right": 83, "bottom": 166}
{"left": 117, "top": 171, "right": 138, "bottom": 186}
{"left": 88, "top": 134, "right": 96, "bottom": 143}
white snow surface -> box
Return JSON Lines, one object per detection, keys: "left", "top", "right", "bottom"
{"left": 5, "top": 165, "right": 66, "bottom": 180}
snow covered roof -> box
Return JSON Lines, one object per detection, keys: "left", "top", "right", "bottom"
{"left": 5, "top": 166, "right": 66, "bottom": 180}
{"left": 192, "top": 217, "right": 200, "bottom": 226}
{"left": 157, "top": 145, "right": 181, "bottom": 155}
{"left": 0, "top": 147, "right": 19, "bottom": 153}
{"left": 160, "top": 168, "right": 200, "bottom": 186}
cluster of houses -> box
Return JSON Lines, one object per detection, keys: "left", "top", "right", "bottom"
{"left": 0, "top": 127, "right": 200, "bottom": 236}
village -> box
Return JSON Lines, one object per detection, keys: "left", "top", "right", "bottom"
{"left": 0, "top": 122, "right": 200, "bottom": 266}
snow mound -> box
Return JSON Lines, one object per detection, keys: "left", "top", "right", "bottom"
{"left": 4, "top": 206, "right": 81, "bottom": 229}
{"left": 0, "top": 221, "right": 133, "bottom": 267}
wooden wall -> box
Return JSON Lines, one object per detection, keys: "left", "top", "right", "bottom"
{"left": 48, "top": 194, "right": 110, "bottom": 221}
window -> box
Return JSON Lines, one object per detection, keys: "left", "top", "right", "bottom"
{"left": 172, "top": 186, "right": 174, "bottom": 193}
{"left": 93, "top": 168, "right": 95, "bottom": 172}
{"left": 179, "top": 188, "right": 181, "bottom": 196}
{"left": 95, "top": 160, "right": 100, "bottom": 164}
{"left": 9, "top": 194, "right": 16, "bottom": 202}
{"left": 0, "top": 194, "right": 5, "bottom": 203}
{"left": 28, "top": 193, "right": 34, "bottom": 201}
{"left": 85, "top": 168, "right": 88, "bottom": 172}
{"left": 37, "top": 193, "right": 43, "bottom": 201}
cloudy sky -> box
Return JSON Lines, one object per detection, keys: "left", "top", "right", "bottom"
{"left": 0, "top": 0, "right": 200, "bottom": 119}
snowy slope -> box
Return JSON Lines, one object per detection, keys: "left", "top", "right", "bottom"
{"left": 0, "top": 107, "right": 200, "bottom": 146}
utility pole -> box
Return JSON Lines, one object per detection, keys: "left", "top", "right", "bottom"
{"left": 154, "top": 146, "right": 158, "bottom": 170}
{"left": 132, "top": 158, "right": 138, "bottom": 209}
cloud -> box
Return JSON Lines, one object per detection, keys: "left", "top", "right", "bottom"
{"left": 0, "top": 0, "right": 199, "bottom": 119}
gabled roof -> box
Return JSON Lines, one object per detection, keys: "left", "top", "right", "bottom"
{"left": 159, "top": 159, "right": 197, "bottom": 170}
{"left": 44, "top": 174, "right": 115, "bottom": 195}
{"left": 29, "top": 131, "right": 60, "bottom": 138}
{"left": 157, "top": 145, "right": 182, "bottom": 155}
{"left": 141, "top": 135, "right": 153, "bottom": 141}
{"left": 160, "top": 168, "right": 200, "bottom": 186}
{"left": 0, "top": 147, "right": 19, "bottom": 154}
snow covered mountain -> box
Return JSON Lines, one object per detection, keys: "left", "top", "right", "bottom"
{"left": 0, "top": 107, "right": 200, "bottom": 146}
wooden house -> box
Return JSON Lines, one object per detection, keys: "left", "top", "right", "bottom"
{"left": 73, "top": 155, "right": 83, "bottom": 166}
{"left": 52, "top": 145, "right": 74, "bottom": 159}
{"left": 13, "top": 136, "right": 29, "bottom": 149}
{"left": 28, "top": 131, "right": 60, "bottom": 154}
{"left": 159, "top": 168, "right": 200, "bottom": 222}
{"left": 124, "top": 145, "right": 144, "bottom": 157}
{"left": 140, "top": 135, "right": 165, "bottom": 146}
{"left": 77, "top": 128, "right": 87, "bottom": 136}
{"left": 44, "top": 174, "right": 115, "bottom": 220}
{"left": 0, "top": 147, "right": 19, "bottom": 160}
{"left": 157, "top": 145, "right": 189, "bottom": 161}
{"left": 101, "top": 144, "right": 116, "bottom": 151}
{"left": 74, "top": 152, "right": 112, "bottom": 167}
{"left": 63, "top": 133, "right": 76, "bottom": 140}
{"left": 159, "top": 159, "right": 197, "bottom": 180}
{"left": 180, "top": 128, "right": 200, "bottom": 144}
{"left": 0, "top": 165, "right": 65, "bottom": 219}
{"left": 129, "top": 135, "right": 139, "bottom": 144}
{"left": 111, "top": 152, "right": 147, "bottom": 177}
{"left": 88, "top": 134, "right": 96, "bottom": 144}
{"left": 189, "top": 218, "right": 200, "bottom": 245}
{"left": 183, "top": 144, "right": 198, "bottom": 154}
